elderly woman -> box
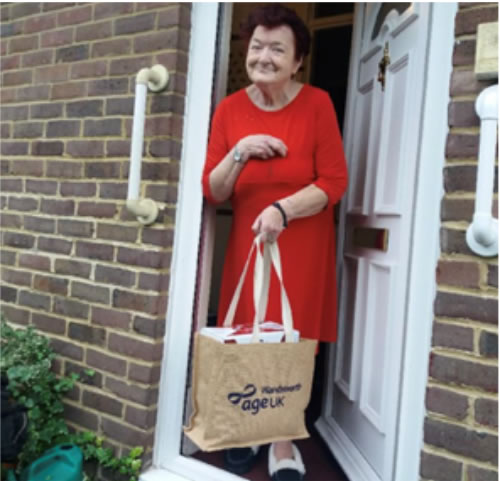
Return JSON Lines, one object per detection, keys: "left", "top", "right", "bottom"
{"left": 202, "top": 4, "right": 348, "bottom": 481}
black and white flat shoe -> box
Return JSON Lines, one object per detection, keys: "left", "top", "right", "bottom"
{"left": 223, "top": 445, "right": 260, "bottom": 475}
{"left": 268, "top": 443, "right": 306, "bottom": 481}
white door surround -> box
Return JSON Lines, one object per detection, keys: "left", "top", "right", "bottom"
{"left": 140, "top": 3, "right": 458, "bottom": 481}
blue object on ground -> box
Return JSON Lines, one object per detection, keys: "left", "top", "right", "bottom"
{"left": 17, "top": 444, "right": 83, "bottom": 481}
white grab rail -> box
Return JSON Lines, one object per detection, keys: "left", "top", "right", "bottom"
{"left": 465, "top": 84, "right": 498, "bottom": 257}
{"left": 127, "top": 65, "right": 169, "bottom": 225}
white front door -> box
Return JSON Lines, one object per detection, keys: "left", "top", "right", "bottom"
{"left": 316, "top": 4, "right": 432, "bottom": 481}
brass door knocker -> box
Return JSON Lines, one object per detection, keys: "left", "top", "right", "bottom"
{"left": 377, "top": 42, "right": 391, "bottom": 91}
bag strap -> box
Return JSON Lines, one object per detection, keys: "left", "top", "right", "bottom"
{"left": 222, "top": 234, "right": 295, "bottom": 343}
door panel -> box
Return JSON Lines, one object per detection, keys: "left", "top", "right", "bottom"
{"left": 318, "top": 4, "right": 431, "bottom": 481}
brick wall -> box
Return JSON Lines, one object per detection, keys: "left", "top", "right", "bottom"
{"left": 420, "top": 3, "right": 498, "bottom": 481}
{"left": 0, "top": 2, "right": 191, "bottom": 473}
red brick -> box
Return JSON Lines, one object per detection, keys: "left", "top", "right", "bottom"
{"left": 37, "top": 236, "right": 72, "bottom": 254}
{"left": 24, "top": 13, "right": 56, "bottom": 33}
{"left": 67, "top": 140, "right": 104, "bottom": 158}
{"left": 60, "top": 182, "right": 96, "bottom": 197}
{"left": 108, "top": 332, "right": 162, "bottom": 362}
{"left": 50, "top": 81, "right": 86, "bottom": 100}
{"left": 134, "top": 29, "right": 186, "bottom": 54}
{"left": 467, "top": 465, "right": 498, "bottom": 481}
{"left": 115, "top": 13, "right": 155, "bottom": 36}
{"left": 18, "top": 290, "right": 50, "bottom": 310}
{"left": 1, "top": 142, "right": 29, "bottom": 156}
{"left": 68, "top": 322, "right": 106, "bottom": 345}
{"left": 91, "top": 306, "right": 131, "bottom": 329}
{"left": 87, "top": 77, "right": 128, "bottom": 96}
{"left": 66, "top": 99, "right": 103, "bottom": 117}
{"left": 96, "top": 224, "right": 137, "bottom": 243}
{"left": 430, "top": 353, "right": 497, "bottom": 393}
{"left": 94, "top": 3, "right": 134, "bottom": 19}
{"left": 0, "top": 88, "right": 17, "bottom": 104}
{"left": 58, "top": 219, "right": 94, "bottom": 237}
{"left": 98, "top": 183, "right": 127, "bottom": 200}
{"left": 157, "top": 52, "right": 188, "bottom": 75}
{"left": 101, "top": 417, "right": 148, "bottom": 446}
{"left": 91, "top": 39, "right": 131, "bottom": 58}
{"left": 441, "top": 197, "right": 474, "bottom": 222}
{"left": 455, "top": 6, "right": 498, "bottom": 35}
{"left": 0, "top": 179, "right": 23, "bottom": 191}
{"left": 441, "top": 227, "right": 473, "bottom": 255}
{"left": 109, "top": 56, "right": 153, "bottom": 76}
{"left": 50, "top": 338, "right": 84, "bottom": 361}
{"left": 46, "top": 119, "right": 80, "bottom": 137}
{"left": 450, "top": 69, "right": 496, "bottom": 96}
{"left": 77, "top": 202, "right": 117, "bottom": 218}
{"left": 0, "top": 249, "right": 17, "bottom": 266}
{"left": 1, "top": 123, "right": 11, "bottom": 138}
{"left": 475, "top": 398, "right": 498, "bottom": 428}
{"left": 1, "top": 268, "right": 31, "bottom": 287}
{"left": 487, "top": 265, "right": 498, "bottom": 288}
{"left": 106, "top": 139, "right": 131, "bottom": 156}
{"left": 453, "top": 38, "right": 476, "bottom": 66}
{"left": 42, "top": 3, "right": 77, "bottom": 12}
{"left": 449, "top": 100, "right": 479, "bottom": 128}
{"left": 479, "top": 331, "right": 497, "bottom": 358}
{"left": 424, "top": 417, "right": 497, "bottom": 463}
{"left": 84, "top": 161, "right": 120, "bottom": 178}
{"left": 112, "top": 290, "right": 160, "bottom": 316}
{"left": 75, "top": 241, "right": 114, "bottom": 261}
{"left": 32, "top": 312, "right": 66, "bottom": 335}
{"left": 125, "top": 405, "right": 156, "bottom": 429}
{"left": 71, "top": 281, "right": 109, "bottom": 304}
{"left": 1, "top": 105, "right": 28, "bottom": 121}
{"left": 34, "top": 274, "right": 68, "bottom": 295}
{"left": 1, "top": 305, "right": 30, "bottom": 326}
{"left": 1, "top": 54, "right": 21, "bottom": 71}
{"left": 94, "top": 265, "right": 136, "bottom": 287}
{"left": 128, "top": 363, "right": 161, "bottom": 384}
{"left": 57, "top": 5, "right": 91, "bottom": 25}
{"left": 65, "top": 361, "right": 102, "bottom": 387}
{"left": 3, "top": 69, "right": 33, "bottom": 86}
{"left": 13, "top": 122, "right": 44, "bottom": 138}
{"left": 158, "top": 5, "right": 191, "bottom": 29}
{"left": 142, "top": 161, "right": 179, "bottom": 182}
{"left": 117, "top": 247, "right": 170, "bottom": 269}
{"left": 54, "top": 258, "right": 91, "bottom": 278}
{"left": 41, "top": 198, "right": 75, "bottom": 215}
{"left": 76, "top": 20, "right": 112, "bottom": 42}
{"left": 141, "top": 228, "right": 173, "bottom": 248}
{"left": 9, "top": 35, "right": 38, "bottom": 54}
{"left": 32, "top": 141, "right": 63, "bottom": 156}
{"left": 17, "top": 85, "right": 51, "bottom": 102}
{"left": 22, "top": 50, "right": 53, "bottom": 67}
{"left": 11, "top": 3, "right": 40, "bottom": 18}
{"left": 133, "top": 315, "right": 165, "bottom": 339}
{"left": 105, "top": 377, "right": 158, "bottom": 406}
{"left": 426, "top": 386, "right": 469, "bottom": 420}
{"left": 0, "top": 213, "right": 22, "bottom": 229}
{"left": 86, "top": 349, "right": 127, "bottom": 377}
{"left": 25, "top": 179, "right": 57, "bottom": 195}
{"left": 41, "top": 28, "right": 73, "bottom": 47}
{"left": 19, "top": 253, "right": 51, "bottom": 271}
{"left": 24, "top": 215, "right": 56, "bottom": 234}
{"left": 437, "top": 260, "right": 480, "bottom": 288}
{"left": 82, "top": 390, "right": 123, "bottom": 417}
{"left": 35, "top": 64, "right": 69, "bottom": 84}
{"left": 138, "top": 273, "right": 169, "bottom": 292}
{"left": 84, "top": 118, "right": 121, "bottom": 137}
{"left": 3, "top": 232, "right": 35, "bottom": 249}
{"left": 8, "top": 196, "right": 39, "bottom": 211}
{"left": 70, "top": 60, "right": 107, "bottom": 80}
{"left": 435, "top": 291, "right": 497, "bottom": 324}
{"left": 1, "top": 286, "right": 17, "bottom": 303}
{"left": 46, "top": 161, "right": 83, "bottom": 179}
{"left": 56, "top": 44, "right": 89, "bottom": 63}
{"left": 64, "top": 403, "right": 98, "bottom": 430}
{"left": 54, "top": 297, "right": 89, "bottom": 320}
{"left": 420, "top": 452, "right": 462, "bottom": 481}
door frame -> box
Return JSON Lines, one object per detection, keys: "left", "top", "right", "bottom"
{"left": 140, "top": 3, "right": 458, "bottom": 481}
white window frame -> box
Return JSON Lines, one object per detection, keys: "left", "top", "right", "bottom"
{"left": 140, "top": 3, "right": 458, "bottom": 481}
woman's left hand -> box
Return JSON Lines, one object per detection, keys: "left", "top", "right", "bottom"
{"left": 252, "top": 205, "right": 285, "bottom": 243}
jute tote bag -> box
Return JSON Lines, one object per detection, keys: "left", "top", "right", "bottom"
{"left": 184, "top": 236, "right": 317, "bottom": 451}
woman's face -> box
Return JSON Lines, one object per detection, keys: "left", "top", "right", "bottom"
{"left": 246, "top": 25, "right": 302, "bottom": 89}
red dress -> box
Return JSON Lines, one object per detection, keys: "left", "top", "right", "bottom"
{"left": 202, "top": 85, "right": 348, "bottom": 342}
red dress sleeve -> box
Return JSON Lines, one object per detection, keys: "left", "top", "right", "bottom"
{"left": 313, "top": 91, "right": 348, "bottom": 209}
{"left": 201, "top": 100, "right": 229, "bottom": 204}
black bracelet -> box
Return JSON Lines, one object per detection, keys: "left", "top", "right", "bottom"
{"left": 272, "top": 202, "right": 288, "bottom": 228}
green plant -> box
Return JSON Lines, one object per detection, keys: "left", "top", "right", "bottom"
{"left": 1, "top": 319, "right": 143, "bottom": 481}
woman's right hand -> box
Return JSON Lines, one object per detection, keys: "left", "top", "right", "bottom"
{"left": 238, "top": 135, "right": 287, "bottom": 162}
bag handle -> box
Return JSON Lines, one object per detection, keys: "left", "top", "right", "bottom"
{"left": 222, "top": 235, "right": 295, "bottom": 343}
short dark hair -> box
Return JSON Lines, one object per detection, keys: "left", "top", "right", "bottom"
{"left": 240, "top": 4, "right": 311, "bottom": 61}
